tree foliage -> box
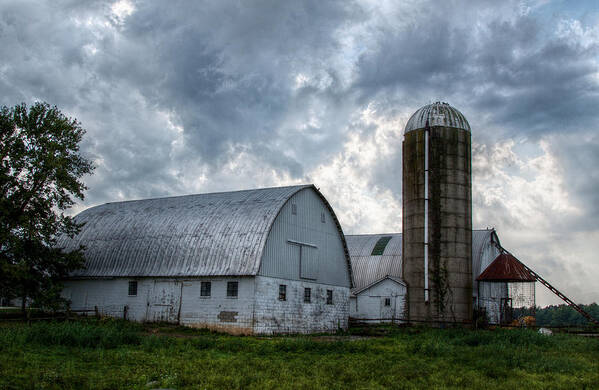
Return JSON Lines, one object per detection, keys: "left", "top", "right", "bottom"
{"left": 534, "top": 303, "right": 599, "bottom": 327}
{"left": 0, "top": 102, "right": 94, "bottom": 310}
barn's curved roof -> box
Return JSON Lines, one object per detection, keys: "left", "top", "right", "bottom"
{"left": 472, "top": 228, "right": 501, "bottom": 281}
{"left": 59, "top": 185, "right": 352, "bottom": 279}
{"left": 345, "top": 233, "right": 403, "bottom": 291}
{"left": 404, "top": 102, "right": 471, "bottom": 133}
{"left": 346, "top": 229, "right": 499, "bottom": 291}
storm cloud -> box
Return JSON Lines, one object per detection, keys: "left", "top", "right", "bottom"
{"left": 1, "top": 0, "right": 598, "bottom": 305}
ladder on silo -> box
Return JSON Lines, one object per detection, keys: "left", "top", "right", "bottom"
{"left": 507, "top": 251, "right": 599, "bottom": 326}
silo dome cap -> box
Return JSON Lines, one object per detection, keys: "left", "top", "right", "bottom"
{"left": 404, "top": 102, "right": 471, "bottom": 133}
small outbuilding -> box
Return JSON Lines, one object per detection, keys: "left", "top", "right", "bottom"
{"left": 346, "top": 229, "right": 507, "bottom": 323}
{"left": 58, "top": 185, "right": 353, "bottom": 334}
{"left": 476, "top": 252, "right": 536, "bottom": 324}
{"left": 345, "top": 234, "right": 406, "bottom": 323}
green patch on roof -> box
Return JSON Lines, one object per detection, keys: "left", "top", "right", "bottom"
{"left": 371, "top": 236, "right": 392, "bottom": 256}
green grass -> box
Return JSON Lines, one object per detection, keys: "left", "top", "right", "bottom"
{"left": 1, "top": 320, "right": 598, "bottom": 389}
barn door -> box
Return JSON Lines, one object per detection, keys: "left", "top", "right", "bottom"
{"left": 146, "top": 281, "right": 182, "bottom": 323}
{"left": 500, "top": 297, "right": 513, "bottom": 325}
{"left": 380, "top": 297, "right": 393, "bottom": 321}
{"left": 300, "top": 246, "right": 318, "bottom": 280}
{"left": 395, "top": 294, "right": 405, "bottom": 321}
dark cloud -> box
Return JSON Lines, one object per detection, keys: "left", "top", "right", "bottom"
{"left": 354, "top": 3, "right": 599, "bottom": 140}
{"left": 1, "top": 0, "right": 598, "bottom": 304}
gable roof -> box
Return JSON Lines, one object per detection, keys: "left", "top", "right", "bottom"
{"left": 59, "top": 184, "right": 351, "bottom": 279}
{"left": 476, "top": 253, "right": 536, "bottom": 282}
{"left": 352, "top": 275, "right": 407, "bottom": 296}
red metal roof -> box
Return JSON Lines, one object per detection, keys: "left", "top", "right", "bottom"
{"left": 476, "top": 253, "right": 536, "bottom": 282}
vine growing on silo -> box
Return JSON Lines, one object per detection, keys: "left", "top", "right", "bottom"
{"left": 430, "top": 129, "right": 450, "bottom": 318}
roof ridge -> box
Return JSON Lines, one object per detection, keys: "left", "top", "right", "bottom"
{"left": 98, "top": 184, "right": 313, "bottom": 206}
{"left": 345, "top": 232, "right": 401, "bottom": 236}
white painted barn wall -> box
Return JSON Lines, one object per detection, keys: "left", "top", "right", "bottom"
{"left": 350, "top": 278, "right": 406, "bottom": 323}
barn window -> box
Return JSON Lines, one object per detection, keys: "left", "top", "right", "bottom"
{"left": 279, "top": 285, "right": 287, "bottom": 301}
{"left": 321, "top": 212, "right": 325, "bottom": 223}
{"left": 227, "top": 281, "right": 238, "bottom": 298}
{"left": 384, "top": 298, "right": 391, "bottom": 307}
{"left": 326, "top": 290, "right": 333, "bottom": 305}
{"left": 304, "top": 288, "right": 311, "bottom": 303}
{"left": 200, "top": 281, "right": 211, "bottom": 297}
{"left": 291, "top": 203, "right": 297, "bottom": 215}
{"left": 371, "top": 236, "right": 392, "bottom": 256}
{"left": 128, "top": 281, "right": 137, "bottom": 296}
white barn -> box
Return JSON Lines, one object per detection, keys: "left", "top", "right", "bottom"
{"left": 58, "top": 185, "right": 353, "bottom": 334}
{"left": 345, "top": 229, "right": 506, "bottom": 323}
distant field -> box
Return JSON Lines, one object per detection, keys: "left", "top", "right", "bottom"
{"left": 1, "top": 320, "right": 598, "bottom": 389}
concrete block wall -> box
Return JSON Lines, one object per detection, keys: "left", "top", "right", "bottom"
{"left": 179, "top": 277, "right": 255, "bottom": 334}
{"left": 62, "top": 277, "right": 256, "bottom": 334}
{"left": 253, "top": 276, "right": 349, "bottom": 334}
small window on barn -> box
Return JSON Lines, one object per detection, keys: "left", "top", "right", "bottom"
{"left": 279, "top": 284, "right": 287, "bottom": 301}
{"left": 200, "top": 281, "right": 211, "bottom": 297}
{"left": 227, "top": 281, "right": 238, "bottom": 298}
{"left": 371, "top": 236, "right": 392, "bottom": 256}
{"left": 326, "top": 289, "right": 333, "bottom": 305}
{"left": 291, "top": 203, "right": 297, "bottom": 215}
{"left": 128, "top": 281, "right": 137, "bottom": 296}
{"left": 304, "top": 288, "right": 311, "bottom": 303}
{"left": 321, "top": 212, "right": 325, "bottom": 223}
{"left": 384, "top": 298, "right": 391, "bottom": 307}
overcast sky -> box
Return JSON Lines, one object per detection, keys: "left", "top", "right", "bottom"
{"left": 2, "top": 0, "right": 598, "bottom": 306}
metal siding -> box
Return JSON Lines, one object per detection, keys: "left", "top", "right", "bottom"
{"left": 259, "top": 188, "right": 351, "bottom": 287}
{"left": 477, "top": 253, "right": 536, "bottom": 282}
{"left": 57, "top": 185, "right": 314, "bottom": 277}
{"left": 300, "top": 246, "right": 319, "bottom": 280}
{"left": 472, "top": 229, "right": 501, "bottom": 287}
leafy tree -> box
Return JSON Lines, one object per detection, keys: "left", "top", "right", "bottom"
{"left": 535, "top": 303, "right": 599, "bottom": 327}
{"left": 0, "top": 102, "right": 94, "bottom": 312}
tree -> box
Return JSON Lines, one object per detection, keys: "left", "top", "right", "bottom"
{"left": 0, "top": 102, "right": 94, "bottom": 312}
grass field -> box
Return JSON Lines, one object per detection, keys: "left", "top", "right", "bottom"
{"left": 1, "top": 319, "right": 598, "bottom": 389}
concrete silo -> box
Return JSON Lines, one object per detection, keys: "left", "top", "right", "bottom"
{"left": 402, "top": 102, "right": 472, "bottom": 324}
